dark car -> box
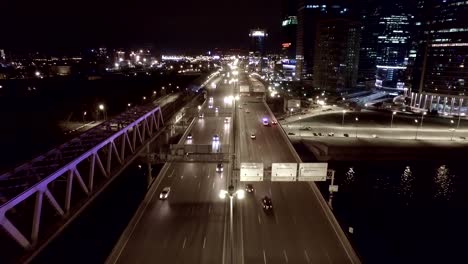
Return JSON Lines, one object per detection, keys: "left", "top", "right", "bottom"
{"left": 344, "top": 133, "right": 349, "bottom": 137}
{"left": 245, "top": 184, "right": 254, "bottom": 193}
{"left": 216, "top": 163, "right": 224, "bottom": 172}
{"left": 187, "top": 134, "right": 193, "bottom": 140}
{"left": 262, "top": 196, "right": 273, "bottom": 210}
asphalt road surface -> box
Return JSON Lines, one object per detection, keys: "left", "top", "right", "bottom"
{"left": 234, "top": 74, "right": 354, "bottom": 264}
{"left": 111, "top": 75, "right": 233, "bottom": 264}
{"left": 108, "top": 70, "right": 357, "bottom": 264}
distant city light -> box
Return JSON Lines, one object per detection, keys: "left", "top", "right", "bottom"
{"left": 99, "top": 104, "right": 105, "bottom": 110}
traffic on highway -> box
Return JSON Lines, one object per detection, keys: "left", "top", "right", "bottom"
{"left": 107, "top": 62, "right": 358, "bottom": 264}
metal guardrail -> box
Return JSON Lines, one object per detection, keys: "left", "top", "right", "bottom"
{"left": 263, "top": 100, "right": 361, "bottom": 264}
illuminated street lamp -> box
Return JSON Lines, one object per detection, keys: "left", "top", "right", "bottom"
{"left": 420, "top": 111, "right": 427, "bottom": 128}
{"left": 457, "top": 113, "right": 466, "bottom": 129}
{"left": 98, "top": 104, "right": 107, "bottom": 120}
{"left": 342, "top": 110, "right": 347, "bottom": 126}
{"left": 83, "top": 111, "right": 87, "bottom": 122}
{"left": 355, "top": 117, "right": 359, "bottom": 138}
{"left": 391, "top": 111, "right": 397, "bottom": 128}
{"left": 414, "top": 119, "right": 419, "bottom": 139}
{"left": 143, "top": 96, "right": 146, "bottom": 100}
{"left": 128, "top": 103, "right": 131, "bottom": 107}
{"left": 450, "top": 120, "right": 455, "bottom": 140}
{"left": 219, "top": 185, "right": 244, "bottom": 263}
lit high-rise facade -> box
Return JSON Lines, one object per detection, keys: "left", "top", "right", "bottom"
{"left": 313, "top": 18, "right": 361, "bottom": 90}
{"left": 374, "top": 2, "right": 414, "bottom": 90}
{"left": 421, "top": 0, "right": 468, "bottom": 94}
{"left": 296, "top": 1, "right": 354, "bottom": 80}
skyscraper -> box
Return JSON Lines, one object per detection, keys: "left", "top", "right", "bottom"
{"left": 296, "top": 1, "right": 355, "bottom": 80}
{"left": 281, "top": 0, "right": 298, "bottom": 60}
{"left": 358, "top": 0, "right": 380, "bottom": 82}
{"left": 249, "top": 29, "right": 268, "bottom": 72}
{"left": 420, "top": 0, "right": 468, "bottom": 94}
{"left": 313, "top": 18, "right": 361, "bottom": 90}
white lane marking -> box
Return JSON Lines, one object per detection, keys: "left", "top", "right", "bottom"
{"left": 263, "top": 249, "right": 267, "bottom": 264}
{"left": 198, "top": 182, "right": 201, "bottom": 189}
{"left": 181, "top": 175, "right": 184, "bottom": 179}
{"left": 269, "top": 187, "right": 272, "bottom": 196}
{"left": 195, "top": 175, "right": 198, "bottom": 178}
{"left": 304, "top": 250, "right": 310, "bottom": 263}
{"left": 208, "top": 205, "right": 212, "bottom": 214}
{"left": 258, "top": 214, "right": 262, "bottom": 224}
{"left": 203, "top": 236, "right": 206, "bottom": 249}
{"left": 182, "top": 237, "right": 187, "bottom": 249}
{"left": 168, "top": 170, "right": 174, "bottom": 178}
{"left": 212, "top": 182, "right": 215, "bottom": 189}
{"left": 208, "top": 174, "right": 210, "bottom": 178}
{"left": 283, "top": 250, "right": 289, "bottom": 263}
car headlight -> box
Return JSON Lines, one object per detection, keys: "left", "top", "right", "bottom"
{"left": 160, "top": 194, "right": 163, "bottom": 198}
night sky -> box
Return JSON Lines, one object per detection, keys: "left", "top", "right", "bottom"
{"left": 3, "top": 0, "right": 282, "bottom": 53}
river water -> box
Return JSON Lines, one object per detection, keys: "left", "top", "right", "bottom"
{"left": 296, "top": 143, "right": 468, "bottom": 263}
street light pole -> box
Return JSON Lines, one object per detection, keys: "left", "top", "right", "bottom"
{"left": 355, "top": 117, "right": 359, "bottom": 138}
{"left": 391, "top": 111, "right": 396, "bottom": 128}
{"left": 342, "top": 110, "right": 346, "bottom": 126}
{"left": 450, "top": 120, "right": 455, "bottom": 141}
{"left": 219, "top": 185, "right": 245, "bottom": 264}
{"left": 414, "top": 119, "right": 419, "bottom": 140}
{"left": 420, "top": 111, "right": 427, "bottom": 128}
{"left": 457, "top": 113, "right": 466, "bottom": 129}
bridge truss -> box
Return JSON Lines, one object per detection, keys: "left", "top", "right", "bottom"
{"left": 0, "top": 102, "right": 164, "bottom": 258}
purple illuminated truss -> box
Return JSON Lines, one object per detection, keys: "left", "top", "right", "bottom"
{"left": 0, "top": 97, "right": 169, "bottom": 251}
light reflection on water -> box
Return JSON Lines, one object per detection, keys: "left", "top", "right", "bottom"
{"left": 319, "top": 160, "right": 468, "bottom": 264}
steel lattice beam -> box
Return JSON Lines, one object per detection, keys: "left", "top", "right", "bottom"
{"left": 0, "top": 95, "right": 176, "bottom": 253}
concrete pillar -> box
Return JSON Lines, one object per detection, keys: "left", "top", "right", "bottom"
{"left": 423, "top": 94, "right": 428, "bottom": 110}
{"left": 443, "top": 97, "right": 448, "bottom": 114}
{"left": 410, "top": 92, "right": 414, "bottom": 107}
{"left": 418, "top": 94, "right": 423, "bottom": 108}
{"left": 450, "top": 97, "right": 455, "bottom": 115}
{"left": 436, "top": 96, "right": 441, "bottom": 112}
{"left": 429, "top": 95, "right": 434, "bottom": 111}
{"left": 460, "top": 98, "right": 465, "bottom": 115}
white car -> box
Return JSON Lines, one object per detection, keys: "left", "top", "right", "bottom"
{"left": 250, "top": 134, "right": 256, "bottom": 139}
{"left": 213, "top": 134, "right": 220, "bottom": 141}
{"left": 159, "top": 187, "right": 171, "bottom": 200}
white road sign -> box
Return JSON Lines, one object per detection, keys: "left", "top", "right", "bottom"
{"left": 240, "top": 163, "right": 264, "bottom": 181}
{"left": 298, "top": 163, "right": 328, "bottom": 181}
{"left": 271, "top": 163, "right": 297, "bottom": 182}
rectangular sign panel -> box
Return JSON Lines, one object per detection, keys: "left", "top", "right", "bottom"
{"left": 271, "top": 163, "right": 297, "bottom": 182}
{"left": 240, "top": 163, "right": 264, "bottom": 181}
{"left": 298, "top": 163, "right": 328, "bottom": 181}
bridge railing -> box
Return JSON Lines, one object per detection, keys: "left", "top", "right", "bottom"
{"left": 0, "top": 96, "right": 174, "bottom": 261}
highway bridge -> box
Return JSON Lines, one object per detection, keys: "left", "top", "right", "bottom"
{"left": 0, "top": 66, "right": 359, "bottom": 264}
{"left": 106, "top": 68, "right": 360, "bottom": 264}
